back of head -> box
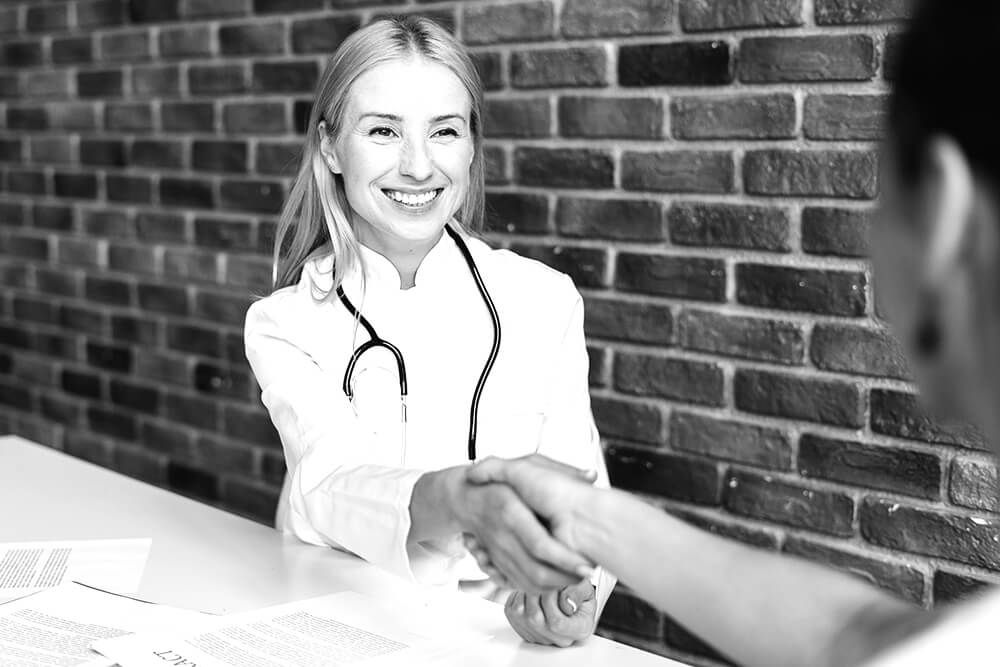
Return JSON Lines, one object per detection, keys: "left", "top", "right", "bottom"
{"left": 271, "top": 16, "right": 485, "bottom": 294}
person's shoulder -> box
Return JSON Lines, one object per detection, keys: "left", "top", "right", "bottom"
{"left": 245, "top": 255, "right": 333, "bottom": 330}
{"left": 465, "top": 236, "right": 580, "bottom": 305}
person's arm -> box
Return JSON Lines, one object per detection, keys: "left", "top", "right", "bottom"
{"left": 245, "top": 297, "right": 589, "bottom": 590}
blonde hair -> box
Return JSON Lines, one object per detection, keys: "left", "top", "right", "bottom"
{"left": 270, "top": 16, "right": 486, "bottom": 296}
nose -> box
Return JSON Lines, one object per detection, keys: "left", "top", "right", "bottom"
{"left": 399, "top": 135, "right": 433, "bottom": 182}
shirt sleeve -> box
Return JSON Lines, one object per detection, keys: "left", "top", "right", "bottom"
{"left": 533, "top": 281, "right": 618, "bottom": 620}
{"left": 244, "top": 297, "right": 465, "bottom": 586}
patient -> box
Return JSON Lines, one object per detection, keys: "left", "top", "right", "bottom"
{"left": 467, "top": 0, "right": 1000, "bottom": 664}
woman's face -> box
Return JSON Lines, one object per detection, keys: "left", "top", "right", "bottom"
{"left": 327, "top": 56, "right": 474, "bottom": 252}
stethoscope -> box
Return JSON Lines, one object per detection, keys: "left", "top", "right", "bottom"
{"left": 336, "top": 224, "right": 501, "bottom": 461}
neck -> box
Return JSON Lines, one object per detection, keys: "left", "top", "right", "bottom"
{"left": 356, "top": 224, "right": 445, "bottom": 290}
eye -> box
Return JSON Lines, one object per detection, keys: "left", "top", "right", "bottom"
{"left": 369, "top": 126, "right": 397, "bottom": 138}
{"left": 433, "top": 127, "right": 459, "bottom": 138}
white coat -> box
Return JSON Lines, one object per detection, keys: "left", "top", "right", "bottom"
{"left": 244, "top": 228, "right": 615, "bottom": 610}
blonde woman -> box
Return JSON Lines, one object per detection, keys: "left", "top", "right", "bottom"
{"left": 244, "top": 17, "right": 613, "bottom": 647}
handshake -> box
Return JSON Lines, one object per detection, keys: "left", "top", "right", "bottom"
{"left": 452, "top": 455, "right": 604, "bottom": 647}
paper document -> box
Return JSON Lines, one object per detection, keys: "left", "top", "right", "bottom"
{"left": 0, "top": 581, "right": 211, "bottom": 667}
{"left": 94, "top": 591, "right": 490, "bottom": 666}
{"left": 0, "top": 539, "right": 151, "bottom": 603}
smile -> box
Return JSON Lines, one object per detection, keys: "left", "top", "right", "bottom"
{"left": 381, "top": 188, "right": 443, "bottom": 208}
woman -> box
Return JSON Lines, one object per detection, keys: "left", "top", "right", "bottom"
{"left": 467, "top": 1, "right": 1000, "bottom": 664}
{"left": 243, "top": 17, "right": 613, "bottom": 647}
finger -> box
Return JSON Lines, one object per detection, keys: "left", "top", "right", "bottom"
{"left": 504, "top": 501, "right": 594, "bottom": 584}
{"left": 519, "top": 594, "right": 553, "bottom": 645}
{"left": 560, "top": 581, "right": 596, "bottom": 616}
{"left": 488, "top": 539, "right": 543, "bottom": 593}
{"left": 467, "top": 455, "right": 596, "bottom": 486}
{"left": 540, "top": 591, "right": 578, "bottom": 644}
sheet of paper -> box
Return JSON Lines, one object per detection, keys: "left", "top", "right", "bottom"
{"left": 94, "top": 591, "right": 490, "bottom": 667}
{"left": 0, "top": 539, "right": 151, "bottom": 604}
{"left": 0, "top": 581, "right": 212, "bottom": 667}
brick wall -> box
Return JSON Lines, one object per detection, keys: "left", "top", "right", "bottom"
{"left": 2, "top": 1, "right": 999, "bottom": 665}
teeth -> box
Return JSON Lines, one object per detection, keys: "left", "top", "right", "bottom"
{"left": 385, "top": 189, "right": 440, "bottom": 206}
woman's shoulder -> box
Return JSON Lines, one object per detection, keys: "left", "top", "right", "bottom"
{"left": 465, "top": 236, "right": 581, "bottom": 305}
{"left": 245, "top": 255, "right": 333, "bottom": 331}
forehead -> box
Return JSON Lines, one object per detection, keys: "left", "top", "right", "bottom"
{"left": 347, "top": 57, "right": 471, "bottom": 120}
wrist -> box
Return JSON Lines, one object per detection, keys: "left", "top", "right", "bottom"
{"left": 569, "top": 488, "right": 617, "bottom": 565}
{"left": 411, "top": 466, "right": 468, "bottom": 539}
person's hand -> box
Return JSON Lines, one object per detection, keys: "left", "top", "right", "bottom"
{"left": 505, "top": 579, "right": 597, "bottom": 647}
{"left": 466, "top": 455, "right": 597, "bottom": 553}
{"left": 452, "top": 479, "right": 591, "bottom": 593}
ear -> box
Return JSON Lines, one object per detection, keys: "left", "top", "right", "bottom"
{"left": 923, "top": 135, "right": 975, "bottom": 283}
{"left": 317, "top": 121, "right": 342, "bottom": 174}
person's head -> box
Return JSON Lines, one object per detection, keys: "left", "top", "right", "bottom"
{"left": 272, "top": 16, "right": 485, "bottom": 293}
{"left": 875, "top": 0, "right": 1000, "bottom": 443}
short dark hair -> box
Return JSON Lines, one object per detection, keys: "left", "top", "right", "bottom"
{"left": 889, "top": 1, "right": 1000, "bottom": 188}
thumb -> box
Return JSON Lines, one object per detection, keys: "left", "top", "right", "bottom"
{"left": 559, "top": 581, "right": 595, "bottom": 616}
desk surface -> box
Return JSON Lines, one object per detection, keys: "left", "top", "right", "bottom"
{"left": 0, "top": 435, "right": 685, "bottom": 666}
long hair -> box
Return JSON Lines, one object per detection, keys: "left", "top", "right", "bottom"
{"left": 271, "top": 16, "right": 486, "bottom": 296}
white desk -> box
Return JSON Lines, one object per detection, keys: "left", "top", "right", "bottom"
{"left": 0, "top": 435, "right": 685, "bottom": 666}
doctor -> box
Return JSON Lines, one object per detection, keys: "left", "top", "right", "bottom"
{"left": 244, "top": 16, "right": 614, "bottom": 647}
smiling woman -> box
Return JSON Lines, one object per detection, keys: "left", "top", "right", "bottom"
{"left": 242, "top": 16, "right": 615, "bottom": 648}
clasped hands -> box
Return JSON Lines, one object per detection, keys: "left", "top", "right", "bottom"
{"left": 452, "top": 455, "right": 600, "bottom": 647}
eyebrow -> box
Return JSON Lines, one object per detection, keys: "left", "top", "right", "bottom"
{"left": 358, "top": 112, "right": 466, "bottom": 124}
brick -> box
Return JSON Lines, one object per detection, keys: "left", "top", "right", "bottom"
{"left": 159, "top": 25, "right": 213, "bottom": 57}
{"left": 950, "top": 458, "right": 1000, "bottom": 513}
{"left": 804, "top": 94, "right": 886, "bottom": 141}
{"left": 256, "top": 141, "right": 300, "bottom": 176}
{"left": 130, "top": 0, "right": 180, "bottom": 23}
{"left": 800, "top": 434, "right": 941, "bottom": 500}
{"left": 57, "top": 237, "right": 102, "bottom": 267}
{"left": 86, "top": 342, "right": 132, "bottom": 373}
{"left": 744, "top": 149, "right": 878, "bottom": 199}
{"left": 137, "top": 212, "right": 188, "bottom": 243}
{"left": 7, "top": 107, "right": 47, "bottom": 131}
{"left": 167, "top": 323, "right": 221, "bottom": 357}
{"left": 740, "top": 35, "right": 876, "bottom": 82}
{"left": 140, "top": 421, "right": 193, "bottom": 458}
{"left": 678, "top": 309, "right": 804, "bottom": 364}
{"left": 562, "top": 0, "right": 674, "bottom": 37}
{"left": 933, "top": 571, "right": 996, "bottom": 605}
{"left": 60, "top": 370, "right": 101, "bottom": 400}
{"left": 7, "top": 170, "right": 47, "bottom": 195}
{"left": 53, "top": 173, "right": 97, "bottom": 200}
{"left": 194, "top": 291, "right": 253, "bottom": 326}
{"left": 219, "top": 180, "right": 284, "bottom": 214}
{"left": 783, "top": 538, "right": 924, "bottom": 603}
{"left": 615, "top": 352, "right": 723, "bottom": 406}
{"left": 193, "top": 362, "right": 252, "bottom": 400}
{"left": 224, "top": 102, "right": 287, "bottom": 134}
{"left": 193, "top": 140, "right": 247, "bottom": 173}
{"left": 0, "top": 7, "right": 17, "bottom": 34}
{"left": 255, "top": 0, "right": 322, "bottom": 13}
{"left": 160, "top": 177, "right": 214, "bottom": 209}
{"left": 33, "top": 333, "right": 80, "bottom": 361}
{"left": 599, "top": 589, "right": 663, "bottom": 641}
{"left": 556, "top": 197, "right": 663, "bottom": 241}
{"left": 163, "top": 248, "right": 218, "bottom": 282}
{"left": 802, "top": 207, "right": 871, "bottom": 258}
{"left": 30, "top": 137, "right": 73, "bottom": 163}
{"left": 815, "top": 0, "right": 907, "bottom": 24}
{"left": 673, "top": 411, "right": 792, "bottom": 469}
{"left": 681, "top": 0, "right": 802, "bottom": 30}
{"left": 111, "top": 314, "right": 159, "bottom": 345}
{"left": 515, "top": 147, "right": 613, "bottom": 189}
{"left": 185, "top": 0, "right": 250, "bottom": 18}
{"left": 1, "top": 41, "right": 43, "bottom": 67}
{"left": 88, "top": 406, "right": 137, "bottom": 439}
{"left": 77, "top": 70, "right": 124, "bottom": 98}
{"left": 23, "top": 71, "right": 71, "bottom": 99}
{"left": 471, "top": 52, "right": 503, "bottom": 91}
{"left": 139, "top": 283, "right": 190, "bottom": 315}
{"left": 616, "top": 253, "right": 725, "bottom": 301}
{"left": 77, "top": 0, "right": 125, "bottom": 28}
{"left": 106, "top": 103, "right": 153, "bottom": 131}
{"left": 111, "top": 445, "right": 167, "bottom": 485}
{"left": 871, "top": 390, "right": 988, "bottom": 449}
{"left": 14, "top": 297, "right": 59, "bottom": 325}
{"left": 811, "top": 324, "right": 909, "bottom": 380}
{"left": 861, "top": 499, "right": 1000, "bottom": 569}
{"left": 558, "top": 96, "right": 663, "bottom": 139}
{"left": 220, "top": 22, "right": 284, "bottom": 55}
{"left": 222, "top": 404, "right": 281, "bottom": 448}
{"left": 167, "top": 462, "right": 219, "bottom": 502}
{"left": 511, "top": 47, "right": 607, "bottom": 88}
{"left": 100, "top": 30, "right": 150, "bottom": 61}
{"left": 136, "top": 352, "right": 190, "bottom": 387}
{"left": 607, "top": 444, "right": 722, "bottom": 505}
{"left": 735, "top": 369, "right": 863, "bottom": 428}
{"left": 0, "top": 202, "right": 26, "bottom": 225}
{"left": 737, "top": 264, "right": 867, "bottom": 317}
{"left": 224, "top": 255, "right": 272, "bottom": 291}
{"left": 674, "top": 509, "right": 782, "bottom": 550}
{"left": 622, "top": 151, "right": 733, "bottom": 194}
{"left": 59, "top": 305, "right": 105, "bottom": 336}
{"left": 106, "top": 175, "right": 152, "bottom": 203}
{"left": 83, "top": 210, "right": 134, "bottom": 237}
{"left": 484, "top": 98, "right": 550, "bottom": 138}
{"left": 109, "top": 244, "right": 158, "bottom": 274}
{"left": 290, "top": 15, "right": 360, "bottom": 53}
{"left": 129, "top": 67, "right": 180, "bottom": 99}
{"left": 484, "top": 146, "right": 507, "bottom": 184}
{"left": 592, "top": 396, "right": 665, "bottom": 444}
{"left": 162, "top": 102, "right": 215, "bottom": 132}
{"left": 484, "top": 192, "right": 549, "bottom": 235}
{"left": 252, "top": 61, "right": 318, "bottom": 93}
{"left": 33, "top": 204, "right": 74, "bottom": 231}
{"left": 0, "top": 383, "right": 33, "bottom": 411}
{"left": 726, "top": 471, "right": 855, "bottom": 536}
{"left": 463, "top": 2, "right": 553, "bottom": 45}
{"left": 194, "top": 217, "right": 255, "bottom": 250}
{"left": 672, "top": 94, "right": 796, "bottom": 140}
{"left": 668, "top": 202, "right": 788, "bottom": 251}
{"left": 189, "top": 64, "right": 246, "bottom": 95}
{"left": 52, "top": 37, "right": 94, "bottom": 64}
{"left": 130, "top": 139, "right": 185, "bottom": 169}
{"left": 41, "top": 394, "right": 83, "bottom": 427}
{"left": 85, "top": 276, "right": 133, "bottom": 306}
{"left": 0, "top": 138, "right": 22, "bottom": 162}
{"left": 583, "top": 296, "right": 672, "bottom": 345}
{"left": 0, "top": 74, "right": 19, "bottom": 99}
{"left": 619, "top": 42, "right": 732, "bottom": 86}
{"left": 0, "top": 324, "right": 31, "bottom": 349}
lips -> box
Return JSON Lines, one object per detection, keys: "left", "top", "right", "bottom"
{"left": 381, "top": 188, "right": 443, "bottom": 208}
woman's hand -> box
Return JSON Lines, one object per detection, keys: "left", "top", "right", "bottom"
{"left": 505, "top": 580, "right": 598, "bottom": 647}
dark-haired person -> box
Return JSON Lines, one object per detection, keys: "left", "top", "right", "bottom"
{"left": 464, "top": 1, "right": 1000, "bottom": 665}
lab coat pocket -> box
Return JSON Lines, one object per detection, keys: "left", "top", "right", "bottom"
{"left": 475, "top": 411, "right": 546, "bottom": 459}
